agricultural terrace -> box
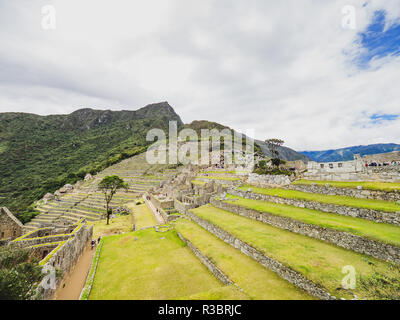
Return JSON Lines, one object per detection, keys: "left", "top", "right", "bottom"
{"left": 191, "top": 204, "right": 400, "bottom": 300}
{"left": 196, "top": 176, "right": 241, "bottom": 181}
{"left": 293, "top": 180, "right": 400, "bottom": 192}
{"left": 88, "top": 228, "right": 247, "bottom": 300}
{"left": 89, "top": 214, "right": 133, "bottom": 238}
{"left": 239, "top": 185, "right": 400, "bottom": 212}
{"left": 175, "top": 219, "right": 313, "bottom": 300}
{"left": 224, "top": 195, "right": 400, "bottom": 246}
{"left": 127, "top": 202, "right": 157, "bottom": 229}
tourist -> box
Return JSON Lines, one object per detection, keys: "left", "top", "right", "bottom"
{"left": 98, "top": 236, "right": 101, "bottom": 244}
{"left": 91, "top": 240, "right": 95, "bottom": 250}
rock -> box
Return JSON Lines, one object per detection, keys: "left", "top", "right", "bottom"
{"left": 64, "top": 184, "right": 74, "bottom": 190}
{"left": 84, "top": 173, "right": 93, "bottom": 181}
{"left": 357, "top": 186, "right": 363, "bottom": 190}
{"left": 59, "top": 187, "right": 67, "bottom": 193}
{"left": 43, "top": 193, "right": 54, "bottom": 200}
{"left": 54, "top": 191, "right": 61, "bottom": 197}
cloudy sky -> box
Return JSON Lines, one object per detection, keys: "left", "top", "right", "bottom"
{"left": 0, "top": 0, "right": 399, "bottom": 151}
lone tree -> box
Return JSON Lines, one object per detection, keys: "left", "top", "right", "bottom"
{"left": 265, "top": 138, "right": 285, "bottom": 168}
{"left": 98, "top": 175, "right": 128, "bottom": 225}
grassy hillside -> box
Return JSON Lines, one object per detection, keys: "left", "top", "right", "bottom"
{"left": 0, "top": 102, "right": 183, "bottom": 222}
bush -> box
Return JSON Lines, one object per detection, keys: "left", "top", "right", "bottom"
{"left": 0, "top": 245, "right": 44, "bottom": 300}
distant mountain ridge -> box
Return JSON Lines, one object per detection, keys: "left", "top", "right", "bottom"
{"left": 0, "top": 102, "right": 306, "bottom": 223}
{"left": 300, "top": 143, "right": 400, "bottom": 162}
{"left": 0, "top": 101, "right": 183, "bottom": 220}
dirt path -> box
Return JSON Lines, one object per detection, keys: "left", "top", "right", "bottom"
{"left": 53, "top": 243, "right": 96, "bottom": 300}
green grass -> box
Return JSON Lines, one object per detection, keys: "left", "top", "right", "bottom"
{"left": 240, "top": 185, "right": 400, "bottom": 212}
{"left": 294, "top": 179, "right": 400, "bottom": 192}
{"left": 191, "top": 180, "right": 206, "bottom": 185}
{"left": 197, "top": 176, "right": 241, "bottom": 181}
{"left": 224, "top": 194, "right": 400, "bottom": 247}
{"left": 175, "top": 219, "right": 313, "bottom": 300}
{"left": 191, "top": 204, "right": 400, "bottom": 300}
{"left": 127, "top": 203, "right": 157, "bottom": 229}
{"left": 89, "top": 214, "right": 133, "bottom": 238}
{"left": 89, "top": 228, "right": 247, "bottom": 300}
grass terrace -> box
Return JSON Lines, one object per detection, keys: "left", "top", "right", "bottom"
{"left": 196, "top": 176, "right": 241, "bottom": 181}
{"left": 89, "top": 214, "right": 133, "bottom": 238}
{"left": 191, "top": 204, "right": 400, "bottom": 300}
{"left": 239, "top": 185, "right": 400, "bottom": 212}
{"left": 293, "top": 180, "right": 400, "bottom": 192}
{"left": 191, "top": 180, "right": 206, "bottom": 185}
{"left": 89, "top": 228, "right": 247, "bottom": 300}
{"left": 175, "top": 219, "right": 313, "bottom": 300}
{"left": 224, "top": 195, "right": 400, "bottom": 247}
{"left": 127, "top": 202, "right": 157, "bottom": 229}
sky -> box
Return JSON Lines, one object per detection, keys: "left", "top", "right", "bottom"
{"left": 0, "top": 0, "right": 399, "bottom": 151}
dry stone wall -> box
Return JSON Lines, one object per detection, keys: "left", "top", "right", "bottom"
{"left": 36, "top": 224, "right": 93, "bottom": 299}
{"left": 211, "top": 199, "right": 400, "bottom": 265}
{"left": 228, "top": 189, "right": 400, "bottom": 226}
{"left": 176, "top": 231, "right": 233, "bottom": 286}
{"left": 0, "top": 207, "right": 24, "bottom": 240}
{"left": 174, "top": 198, "right": 197, "bottom": 214}
{"left": 246, "top": 173, "right": 293, "bottom": 187}
{"left": 304, "top": 167, "right": 400, "bottom": 182}
{"left": 288, "top": 184, "right": 400, "bottom": 202}
{"left": 186, "top": 210, "right": 334, "bottom": 300}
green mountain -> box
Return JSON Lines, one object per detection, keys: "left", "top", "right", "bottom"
{"left": 184, "top": 120, "right": 308, "bottom": 161}
{"left": 300, "top": 143, "right": 400, "bottom": 162}
{"left": 0, "top": 102, "right": 183, "bottom": 222}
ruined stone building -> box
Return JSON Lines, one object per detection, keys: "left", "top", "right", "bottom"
{"left": 305, "top": 153, "right": 400, "bottom": 182}
{"left": 0, "top": 207, "right": 24, "bottom": 241}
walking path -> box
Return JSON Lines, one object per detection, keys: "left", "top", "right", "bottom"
{"left": 53, "top": 243, "right": 96, "bottom": 300}
{"left": 142, "top": 194, "right": 165, "bottom": 224}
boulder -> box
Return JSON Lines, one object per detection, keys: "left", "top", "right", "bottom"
{"left": 43, "top": 193, "right": 54, "bottom": 200}
{"left": 59, "top": 187, "right": 67, "bottom": 193}
{"left": 64, "top": 184, "right": 74, "bottom": 190}
{"left": 84, "top": 173, "right": 93, "bottom": 181}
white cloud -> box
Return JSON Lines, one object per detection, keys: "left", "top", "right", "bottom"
{"left": 0, "top": 0, "right": 399, "bottom": 150}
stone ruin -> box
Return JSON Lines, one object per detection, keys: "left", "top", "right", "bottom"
{"left": 0, "top": 207, "right": 24, "bottom": 243}
{"left": 0, "top": 208, "right": 92, "bottom": 299}
{"left": 146, "top": 171, "right": 226, "bottom": 217}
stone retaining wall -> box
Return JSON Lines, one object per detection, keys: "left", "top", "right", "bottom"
{"left": 36, "top": 224, "right": 93, "bottom": 300}
{"left": 228, "top": 189, "right": 400, "bottom": 226}
{"left": 186, "top": 210, "right": 334, "bottom": 300}
{"left": 196, "top": 178, "right": 239, "bottom": 186}
{"left": 288, "top": 184, "right": 400, "bottom": 202}
{"left": 174, "top": 198, "right": 197, "bottom": 214}
{"left": 176, "top": 231, "right": 233, "bottom": 286}
{"left": 246, "top": 173, "right": 293, "bottom": 187}
{"left": 211, "top": 199, "right": 400, "bottom": 265}
{"left": 304, "top": 167, "right": 400, "bottom": 182}
{"left": 14, "top": 235, "right": 70, "bottom": 247}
